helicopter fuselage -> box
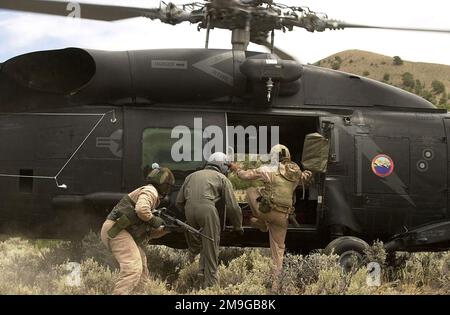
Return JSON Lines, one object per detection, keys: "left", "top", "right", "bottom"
{"left": 0, "top": 48, "right": 449, "bottom": 253}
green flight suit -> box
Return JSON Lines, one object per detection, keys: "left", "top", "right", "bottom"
{"left": 176, "top": 166, "right": 242, "bottom": 288}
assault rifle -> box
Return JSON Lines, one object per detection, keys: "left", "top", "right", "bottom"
{"left": 152, "top": 208, "right": 214, "bottom": 242}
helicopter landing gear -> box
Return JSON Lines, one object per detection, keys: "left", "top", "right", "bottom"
{"left": 324, "top": 236, "right": 369, "bottom": 272}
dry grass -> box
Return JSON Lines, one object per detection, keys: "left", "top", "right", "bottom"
{"left": 0, "top": 235, "right": 448, "bottom": 295}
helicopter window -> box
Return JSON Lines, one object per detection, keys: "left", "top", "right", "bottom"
{"left": 142, "top": 128, "right": 204, "bottom": 174}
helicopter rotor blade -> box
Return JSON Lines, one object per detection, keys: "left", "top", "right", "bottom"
{"left": 0, "top": 0, "right": 155, "bottom": 21}
{"left": 326, "top": 21, "right": 450, "bottom": 34}
{"left": 259, "top": 39, "right": 297, "bottom": 61}
{"left": 0, "top": 0, "right": 204, "bottom": 24}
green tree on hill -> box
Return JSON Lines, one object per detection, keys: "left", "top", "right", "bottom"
{"left": 422, "top": 89, "right": 436, "bottom": 104}
{"left": 393, "top": 56, "right": 404, "bottom": 66}
{"left": 431, "top": 80, "right": 446, "bottom": 94}
{"left": 402, "top": 72, "right": 415, "bottom": 89}
{"left": 331, "top": 56, "right": 342, "bottom": 70}
{"left": 414, "top": 80, "right": 424, "bottom": 95}
{"left": 331, "top": 62, "right": 341, "bottom": 70}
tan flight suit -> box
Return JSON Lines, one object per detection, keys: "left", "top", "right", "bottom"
{"left": 100, "top": 185, "right": 161, "bottom": 295}
{"left": 236, "top": 162, "right": 310, "bottom": 284}
{"left": 176, "top": 167, "right": 242, "bottom": 288}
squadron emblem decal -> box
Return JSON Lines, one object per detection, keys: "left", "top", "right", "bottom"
{"left": 371, "top": 154, "right": 394, "bottom": 178}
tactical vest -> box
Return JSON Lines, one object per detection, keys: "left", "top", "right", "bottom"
{"left": 260, "top": 161, "right": 301, "bottom": 213}
{"left": 107, "top": 195, "right": 152, "bottom": 242}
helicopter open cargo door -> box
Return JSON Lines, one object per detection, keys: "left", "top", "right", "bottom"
{"left": 123, "top": 108, "right": 227, "bottom": 191}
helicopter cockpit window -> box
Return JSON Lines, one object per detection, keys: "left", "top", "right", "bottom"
{"left": 142, "top": 128, "right": 204, "bottom": 176}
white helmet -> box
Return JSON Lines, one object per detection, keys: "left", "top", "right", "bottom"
{"left": 207, "top": 152, "right": 230, "bottom": 174}
{"left": 270, "top": 144, "right": 291, "bottom": 162}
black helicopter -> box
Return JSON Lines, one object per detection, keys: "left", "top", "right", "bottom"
{"left": 0, "top": 0, "right": 450, "bottom": 265}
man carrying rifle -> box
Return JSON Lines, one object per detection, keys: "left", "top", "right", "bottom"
{"left": 100, "top": 165, "right": 175, "bottom": 295}
{"left": 176, "top": 152, "right": 243, "bottom": 288}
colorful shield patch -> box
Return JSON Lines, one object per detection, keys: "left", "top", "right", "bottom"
{"left": 371, "top": 154, "right": 394, "bottom": 178}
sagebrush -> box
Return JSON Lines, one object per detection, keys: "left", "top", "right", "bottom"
{"left": 0, "top": 235, "right": 448, "bottom": 295}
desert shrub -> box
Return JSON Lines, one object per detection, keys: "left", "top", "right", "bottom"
{"left": 53, "top": 259, "right": 117, "bottom": 295}
{"left": 144, "top": 245, "right": 191, "bottom": 283}
{"left": 218, "top": 247, "right": 248, "bottom": 266}
{"left": 196, "top": 249, "right": 272, "bottom": 295}
{"left": 364, "top": 241, "right": 387, "bottom": 266}
{"left": 0, "top": 238, "right": 64, "bottom": 294}
{"left": 345, "top": 268, "right": 375, "bottom": 295}
{"left": 382, "top": 73, "right": 390, "bottom": 82}
{"left": 402, "top": 72, "right": 415, "bottom": 89}
{"left": 421, "top": 89, "right": 436, "bottom": 104}
{"left": 415, "top": 80, "right": 424, "bottom": 95}
{"left": 78, "top": 258, "right": 117, "bottom": 295}
{"left": 303, "top": 267, "right": 349, "bottom": 295}
{"left": 175, "top": 247, "right": 269, "bottom": 294}
{"left": 432, "top": 80, "right": 446, "bottom": 94}
{"left": 0, "top": 238, "right": 50, "bottom": 289}
{"left": 276, "top": 253, "right": 342, "bottom": 294}
{"left": 393, "top": 56, "right": 403, "bottom": 65}
{"left": 331, "top": 62, "right": 341, "bottom": 70}
{"left": 363, "top": 71, "right": 370, "bottom": 77}
{"left": 174, "top": 257, "right": 203, "bottom": 293}
{"left": 400, "top": 252, "right": 449, "bottom": 291}
{"left": 1, "top": 237, "right": 450, "bottom": 295}
{"left": 81, "top": 232, "right": 117, "bottom": 269}
{"left": 138, "top": 276, "right": 174, "bottom": 295}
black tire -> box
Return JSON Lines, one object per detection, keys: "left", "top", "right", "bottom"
{"left": 324, "top": 236, "right": 369, "bottom": 272}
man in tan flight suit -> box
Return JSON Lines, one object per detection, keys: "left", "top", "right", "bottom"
{"left": 230, "top": 145, "right": 312, "bottom": 286}
{"left": 100, "top": 166, "right": 175, "bottom": 295}
{"left": 176, "top": 152, "right": 243, "bottom": 288}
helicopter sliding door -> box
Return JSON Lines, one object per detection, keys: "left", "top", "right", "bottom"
{"left": 122, "top": 107, "right": 227, "bottom": 191}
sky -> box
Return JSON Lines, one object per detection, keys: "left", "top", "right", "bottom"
{"left": 0, "top": 0, "right": 449, "bottom": 65}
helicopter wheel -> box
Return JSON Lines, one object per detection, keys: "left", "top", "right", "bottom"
{"left": 324, "top": 236, "right": 369, "bottom": 272}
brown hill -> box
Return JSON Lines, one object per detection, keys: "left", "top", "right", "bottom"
{"left": 315, "top": 50, "right": 450, "bottom": 108}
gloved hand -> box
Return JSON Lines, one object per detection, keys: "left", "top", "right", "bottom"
{"left": 302, "top": 170, "right": 313, "bottom": 183}
{"left": 148, "top": 215, "right": 165, "bottom": 229}
{"left": 229, "top": 162, "right": 240, "bottom": 172}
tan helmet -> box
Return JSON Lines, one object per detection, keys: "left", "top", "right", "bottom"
{"left": 147, "top": 166, "right": 175, "bottom": 196}
{"left": 270, "top": 144, "right": 291, "bottom": 162}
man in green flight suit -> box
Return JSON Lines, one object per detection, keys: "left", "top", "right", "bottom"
{"left": 176, "top": 152, "right": 243, "bottom": 288}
